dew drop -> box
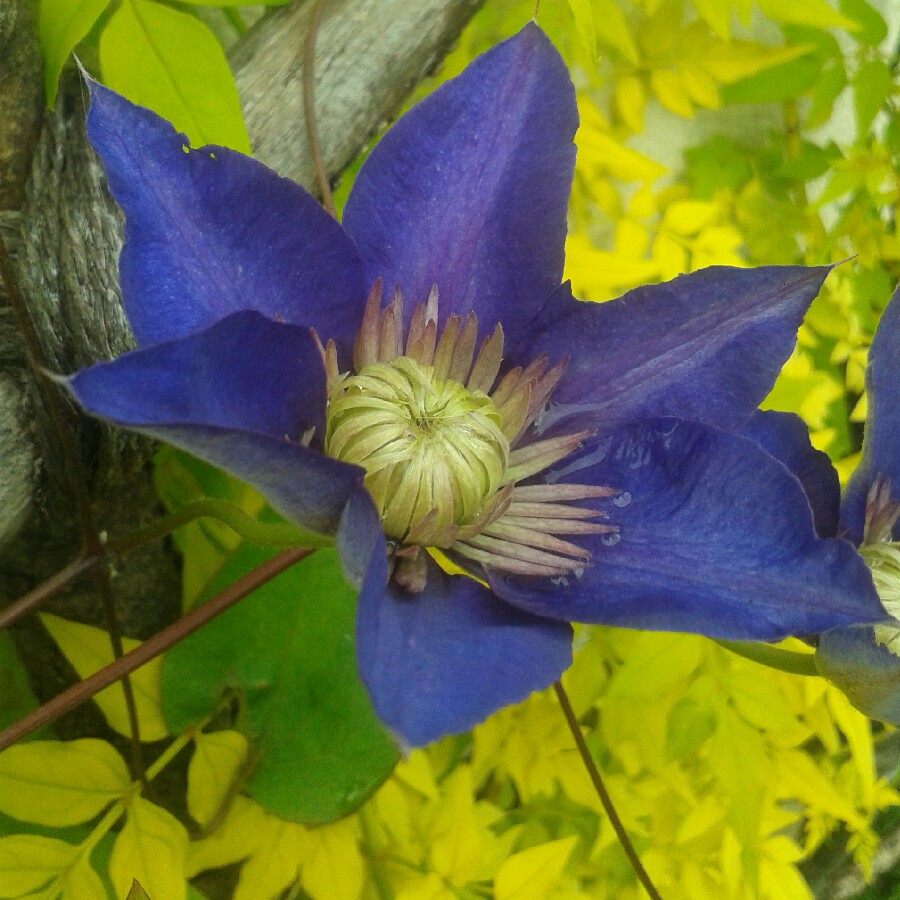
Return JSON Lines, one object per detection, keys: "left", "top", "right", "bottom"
{"left": 600, "top": 532, "right": 621, "bottom": 547}
{"left": 613, "top": 490, "right": 631, "bottom": 508}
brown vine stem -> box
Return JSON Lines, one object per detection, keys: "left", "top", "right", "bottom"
{"left": 0, "top": 232, "right": 145, "bottom": 780}
{"left": 303, "top": 0, "right": 335, "bottom": 217}
{"left": 552, "top": 680, "right": 663, "bottom": 900}
{"left": 0, "top": 555, "right": 99, "bottom": 631}
{"left": 0, "top": 546, "right": 314, "bottom": 752}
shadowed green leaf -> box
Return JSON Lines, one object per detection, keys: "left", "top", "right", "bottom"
{"left": 161, "top": 546, "right": 398, "bottom": 823}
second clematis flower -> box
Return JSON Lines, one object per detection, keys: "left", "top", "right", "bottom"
{"left": 68, "top": 24, "right": 883, "bottom": 747}
{"left": 811, "top": 284, "right": 900, "bottom": 722}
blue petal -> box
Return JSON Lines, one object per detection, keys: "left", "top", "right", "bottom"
{"left": 67, "top": 312, "right": 362, "bottom": 534}
{"left": 488, "top": 419, "right": 884, "bottom": 641}
{"left": 85, "top": 78, "right": 365, "bottom": 350}
{"left": 512, "top": 267, "right": 829, "bottom": 437}
{"left": 739, "top": 410, "right": 840, "bottom": 538}
{"left": 817, "top": 625, "right": 900, "bottom": 724}
{"left": 343, "top": 24, "right": 576, "bottom": 337}
{"left": 841, "top": 284, "right": 900, "bottom": 543}
{"left": 356, "top": 557, "right": 573, "bottom": 748}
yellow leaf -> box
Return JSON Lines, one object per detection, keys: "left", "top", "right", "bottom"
{"left": 576, "top": 117, "right": 666, "bottom": 182}
{"left": 697, "top": 41, "right": 812, "bottom": 84}
{"left": 0, "top": 738, "right": 129, "bottom": 827}
{"left": 593, "top": 0, "right": 639, "bottom": 63}
{"left": 652, "top": 233, "right": 687, "bottom": 281}
{"left": 680, "top": 67, "right": 720, "bottom": 109}
{"left": 40, "top": 613, "right": 169, "bottom": 741}
{"left": 615, "top": 219, "right": 649, "bottom": 257}
{"left": 187, "top": 730, "right": 248, "bottom": 826}
{"left": 565, "top": 0, "right": 597, "bottom": 60}
{"left": 233, "top": 820, "right": 300, "bottom": 900}
{"left": 298, "top": 818, "right": 365, "bottom": 900}
{"left": 109, "top": 797, "right": 189, "bottom": 900}
{"left": 757, "top": 0, "right": 857, "bottom": 29}
{"left": 662, "top": 200, "right": 719, "bottom": 235}
{"left": 650, "top": 69, "right": 694, "bottom": 117}
{"left": 827, "top": 690, "right": 874, "bottom": 808}
{"left": 0, "top": 834, "right": 75, "bottom": 896}
{"left": 494, "top": 836, "right": 578, "bottom": 900}
{"left": 63, "top": 860, "right": 108, "bottom": 900}
{"left": 692, "top": 0, "right": 732, "bottom": 38}
{"left": 614, "top": 75, "right": 646, "bottom": 133}
{"left": 185, "top": 796, "right": 270, "bottom": 878}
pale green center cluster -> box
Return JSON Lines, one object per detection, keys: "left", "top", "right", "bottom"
{"left": 325, "top": 356, "right": 510, "bottom": 541}
{"left": 860, "top": 541, "right": 900, "bottom": 657}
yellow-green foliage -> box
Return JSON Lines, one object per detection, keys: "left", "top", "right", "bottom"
{"left": 6, "top": 0, "right": 898, "bottom": 898}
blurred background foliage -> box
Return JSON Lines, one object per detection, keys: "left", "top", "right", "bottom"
{"left": 2, "top": 0, "right": 899, "bottom": 897}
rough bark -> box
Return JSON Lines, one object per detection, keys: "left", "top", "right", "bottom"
{"left": 0, "top": 0, "right": 483, "bottom": 733}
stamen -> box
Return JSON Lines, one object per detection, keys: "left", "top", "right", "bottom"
{"left": 460, "top": 533, "right": 590, "bottom": 570}
{"left": 505, "top": 501, "right": 600, "bottom": 519}
{"left": 378, "top": 287, "right": 403, "bottom": 363}
{"left": 448, "top": 312, "right": 478, "bottom": 384}
{"left": 511, "top": 484, "right": 618, "bottom": 501}
{"left": 480, "top": 521, "right": 592, "bottom": 558}
{"left": 432, "top": 314, "right": 460, "bottom": 382}
{"left": 467, "top": 323, "right": 504, "bottom": 394}
{"left": 490, "top": 366, "right": 523, "bottom": 406}
{"left": 452, "top": 542, "right": 575, "bottom": 577}
{"left": 506, "top": 430, "right": 593, "bottom": 482}
{"left": 354, "top": 279, "right": 383, "bottom": 370}
{"left": 864, "top": 476, "right": 900, "bottom": 544}
{"left": 514, "top": 359, "right": 568, "bottom": 444}
{"left": 495, "top": 382, "right": 533, "bottom": 441}
{"left": 498, "top": 516, "right": 617, "bottom": 535}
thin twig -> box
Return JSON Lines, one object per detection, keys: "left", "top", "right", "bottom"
{"left": 0, "top": 232, "right": 145, "bottom": 778}
{"left": 552, "top": 680, "right": 663, "bottom": 900}
{"left": 303, "top": 0, "right": 336, "bottom": 216}
{"left": 0, "top": 555, "right": 100, "bottom": 631}
{"left": 0, "top": 547, "right": 314, "bottom": 752}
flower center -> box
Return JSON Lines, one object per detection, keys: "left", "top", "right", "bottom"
{"left": 313, "top": 281, "right": 621, "bottom": 591}
{"left": 325, "top": 356, "right": 509, "bottom": 541}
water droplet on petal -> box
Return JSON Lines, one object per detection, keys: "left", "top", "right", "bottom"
{"left": 613, "top": 490, "right": 631, "bottom": 508}
{"left": 600, "top": 532, "right": 621, "bottom": 547}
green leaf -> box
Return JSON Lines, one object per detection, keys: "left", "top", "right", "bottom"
{"left": 38, "top": 0, "right": 110, "bottom": 105}
{"left": 806, "top": 58, "right": 847, "bottom": 128}
{"left": 721, "top": 54, "right": 822, "bottom": 103}
{"left": 775, "top": 140, "right": 839, "bottom": 181}
{"left": 177, "top": 0, "right": 287, "bottom": 5}
{"left": 161, "top": 546, "right": 399, "bottom": 823}
{"left": 839, "top": 0, "right": 888, "bottom": 45}
{"left": 684, "top": 136, "right": 752, "bottom": 198}
{"left": 99, "top": 0, "right": 251, "bottom": 153}
{"left": 853, "top": 58, "right": 892, "bottom": 138}
{"left": 0, "top": 631, "right": 42, "bottom": 735}
{"left": 665, "top": 694, "right": 718, "bottom": 761}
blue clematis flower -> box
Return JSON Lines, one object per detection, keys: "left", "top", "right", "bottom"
{"left": 803, "top": 284, "right": 900, "bottom": 723}
{"left": 67, "top": 24, "right": 883, "bottom": 748}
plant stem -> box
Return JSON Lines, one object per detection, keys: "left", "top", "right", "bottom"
{"left": 304, "top": 0, "right": 336, "bottom": 216}
{"left": 0, "top": 547, "right": 314, "bottom": 752}
{"left": 552, "top": 680, "right": 663, "bottom": 900}
{"left": 716, "top": 639, "right": 819, "bottom": 676}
